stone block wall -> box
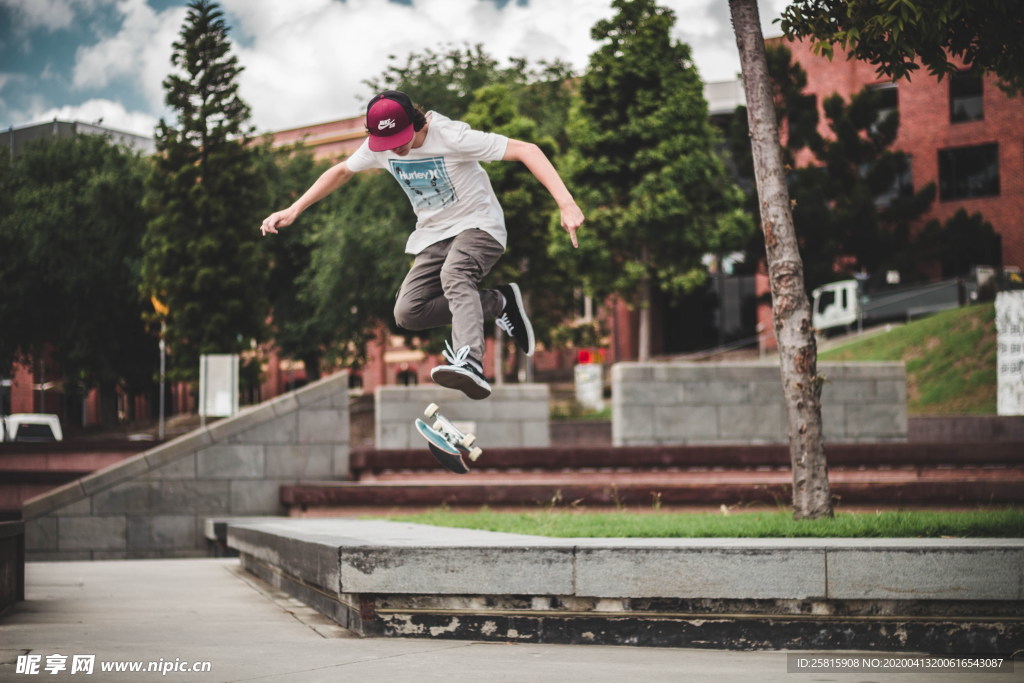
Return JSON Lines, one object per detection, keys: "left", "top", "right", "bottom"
{"left": 22, "top": 372, "right": 350, "bottom": 561}
{"left": 376, "top": 384, "right": 550, "bottom": 449}
{"left": 612, "top": 362, "right": 906, "bottom": 446}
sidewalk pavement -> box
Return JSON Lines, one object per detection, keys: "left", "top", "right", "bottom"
{"left": 0, "top": 558, "right": 1019, "bottom": 683}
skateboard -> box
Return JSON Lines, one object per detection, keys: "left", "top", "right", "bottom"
{"left": 414, "top": 403, "right": 483, "bottom": 475}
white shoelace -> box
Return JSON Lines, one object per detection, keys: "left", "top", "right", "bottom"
{"left": 496, "top": 313, "right": 515, "bottom": 336}
{"left": 442, "top": 341, "right": 472, "bottom": 367}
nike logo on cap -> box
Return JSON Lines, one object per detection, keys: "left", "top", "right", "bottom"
{"left": 377, "top": 118, "right": 397, "bottom": 130}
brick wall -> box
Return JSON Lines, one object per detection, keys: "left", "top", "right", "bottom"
{"left": 777, "top": 37, "right": 1024, "bottom": 269}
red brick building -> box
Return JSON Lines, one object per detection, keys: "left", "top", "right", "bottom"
{"left": 268, "top": 115, "right": 366, "bottom": 160}
{"left": 776, "top": 37, "right": 1024, "bottom": 270}
{"left": 752, "top": 38, "right": 1024, "bottom": 350}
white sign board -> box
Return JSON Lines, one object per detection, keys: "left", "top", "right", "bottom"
{"left": 199, "top": 354, "right": 239, "bottom": 418}
{"left": 996, "top": 291, "right": 1024, "bottom": 416}
{"left": 574, "top": 363, "right": 604, "bottom": 412}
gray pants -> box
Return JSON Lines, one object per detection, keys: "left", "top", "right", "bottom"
{"left": 394, "top": 228, "right": 505, "bottom": 362}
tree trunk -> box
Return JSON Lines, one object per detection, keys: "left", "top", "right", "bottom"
{"left": 638, "top": 244, "right": 652, "bottom": 363}
{"left": 729, "top": 0, "right": 832, "bottom": 519}
{"left": 637, "top": 303, "right": 651, "bottom": 363}
{"left": 98, "top": 381, "right": 120, "bottom": 431}
{"left": 302, "top": 352, "right": 322, "bottom": 382}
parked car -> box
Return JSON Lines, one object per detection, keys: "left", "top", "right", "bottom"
{"left": 1, "top": 414, "right": 63, "bottom": 442}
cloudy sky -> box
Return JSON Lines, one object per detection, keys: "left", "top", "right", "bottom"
{"left": 0, "top": 0, "right": 790, "bottom": 138}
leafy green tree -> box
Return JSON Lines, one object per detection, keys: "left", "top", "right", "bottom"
{"left": 495, "top": 59, "right": 578, "bottom": 153}
{"left": 0, "top": 149, "right": 40, "bottom": 372}
{"left": 366, "top": 44, "right": 574, "bottom": 123}
{"left": 918, "top": 209, "right": 1002, "bottom": 279}
{"left": 366, "top": 44, "right": 501, "bottom": 119}
{"left": 258, "top": 143, "right": 336, "bottom": 380}
{"left": 780, "top": 0, "right": 1024, "bottom": 96}
{"left": 464, "top": 84, "right": 578, "bottom": 364}
{"left": 142, "top": 0, "right": 269, "bottom": 382}
{"left": 0, "top": 134, "right": 155, "bottom": 426}
{"left": 561, "top": 0, "right": 752, "bottom": 360}
{"left": 302, "top": 173, "right": 412, "bottom": 368}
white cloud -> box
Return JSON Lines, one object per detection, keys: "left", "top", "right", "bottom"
{"left": 53, "top": 0, "right": 788, "bottom": 137}
{"left": 222, "top": 0, "right": 617, "bottom": 132}
{"left": 72, "top": 0, "right": 186, "bottom": 112}
{"left": 1, "top": 0, "right": 76, "bottom": 32}
{"left": 222, "top": 0, "right": 789, "bottom": 133}
{"left": 30, "top": 98, "right": 158, "bottom": 136}
{"left": 1, "top": 0, "right": 121, "bottom": 34}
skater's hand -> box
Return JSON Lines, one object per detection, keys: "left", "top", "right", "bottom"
{"left": 260, "top": 207, "right": 299, "bottom": 236}
{"left": 560, "top": 202, "right": 584, "bottom": 248}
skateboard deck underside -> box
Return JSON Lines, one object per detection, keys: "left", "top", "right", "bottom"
{"left": 414, "top": 418, "right": 470, "bottom": 474}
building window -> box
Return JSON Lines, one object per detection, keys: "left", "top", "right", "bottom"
{"left": 870, "top": 154, "right": 914, "bottom": 208}
{"left": 396, "top": 369, "right": 418, "bottom": 386}
{"left": 950, "top": 70, "right": 983, "bottom": 123}
{"left": 869, "top": 82, "right": 898, "bottom": 132}
{"left": 938, "top": 143, "right": 1000, "bottom": 200}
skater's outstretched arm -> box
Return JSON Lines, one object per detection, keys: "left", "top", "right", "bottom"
{"left": 503, "top": 139, "right": 584, "bottom": 248}
{"left": 260, "top": 161, "right": 356, "bottom": 236}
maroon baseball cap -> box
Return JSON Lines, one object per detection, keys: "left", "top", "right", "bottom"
{"left": 366, "top": 90, "right": 416, "bottom": 152}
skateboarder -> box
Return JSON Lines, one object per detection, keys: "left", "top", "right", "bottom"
{"left": 261, "top": 89, "right": 584, "bottom": 400}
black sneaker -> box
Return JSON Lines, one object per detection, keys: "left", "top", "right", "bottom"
{"left": 430, "top": 342, "right": 491, "bottom": 400}
{"left": 496, "top": 283, "right": 535, "bottom": 357}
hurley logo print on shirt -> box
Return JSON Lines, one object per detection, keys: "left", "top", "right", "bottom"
{"left": 388, "top": 157, "right": 457, "bottom": 211}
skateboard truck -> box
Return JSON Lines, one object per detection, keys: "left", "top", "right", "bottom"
{"left": 414, "top": 403, "right": 483, "bottom": 474}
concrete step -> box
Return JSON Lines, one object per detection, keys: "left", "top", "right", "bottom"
{"left": 349, "top": 442, "right": 1024, "bottom": 478}
{"left": 281, "top": 470, "right": 1024, "bottom": 511}
{"left": 312, "top": 443, "right": 1024, "bottom": 512}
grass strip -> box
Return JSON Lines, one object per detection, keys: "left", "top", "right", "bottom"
{"left": 383, "top": 507, "right": 1024, "bottom": 538}
{"left": 818, "top": 303, "right": 996, "bottom": 414}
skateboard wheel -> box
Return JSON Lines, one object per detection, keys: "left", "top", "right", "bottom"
{"left": 460, "top": 433, "right": 477, "bottom": 448}
{"left": 468, "top": 447, "right": 483, "bottom": 461}
{"left": 425, "top": 403, "right": 440, "bottom": 419}
{"left": 432, "top": 420, "right": 444, "bottom": 433}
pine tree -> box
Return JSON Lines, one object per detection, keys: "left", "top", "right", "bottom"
{"left": 142, "top": 0, "right": 268, "bottom": 381}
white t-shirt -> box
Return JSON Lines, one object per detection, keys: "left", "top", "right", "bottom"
{"left": 345, "top": 111, "right": 510, "bottom": 254}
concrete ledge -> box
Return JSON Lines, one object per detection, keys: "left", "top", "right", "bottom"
{"left": 225, "top": 518, "right": 1024, "bottom": 651}
{"left": 21, "top": 372, "right": 350, "bottom": 560}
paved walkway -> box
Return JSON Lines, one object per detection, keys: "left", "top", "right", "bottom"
{"left": 0, "top": 559, "right": 1019, "bottom": 683}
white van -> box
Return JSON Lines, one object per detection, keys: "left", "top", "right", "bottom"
{"left": 2, "top": 414, "right": 64, "bottom": 442}
{"left": 812, "top": 280, "right": 861, "bottom": 332}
